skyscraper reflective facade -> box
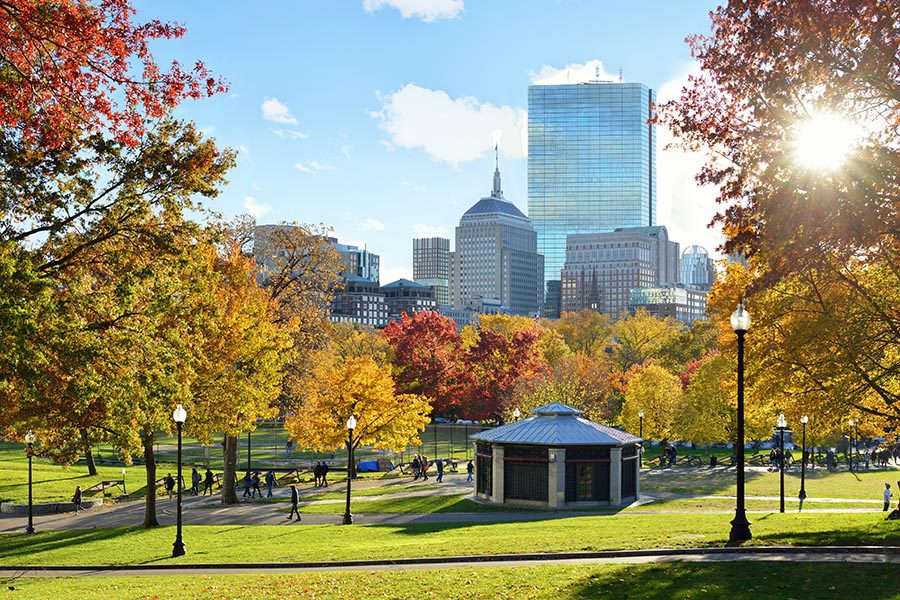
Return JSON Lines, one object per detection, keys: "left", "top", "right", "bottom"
{"left": 680, "top": 245, "right": 716, "bottom": 292}
{"left": 528, "top": 81, "right": 657, "bottom": 295}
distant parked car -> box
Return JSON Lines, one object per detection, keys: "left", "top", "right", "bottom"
{"left": 433, "top": 417, "right": 449, "bottom": 423}
{"left": 456, "top": 419, "right": 474, "bottom": 425}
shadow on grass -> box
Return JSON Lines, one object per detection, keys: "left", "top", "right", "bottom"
{"left": 570, "top": 562, "right": 900, "bottom": 600}
{"left": 0, "top": 527, "right": 134, "bottom": 562}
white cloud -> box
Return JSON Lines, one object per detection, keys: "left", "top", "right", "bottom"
{"left": 413, "top": 223, "right": 448, "bottom": 238}
{"left": 272, "top": 128, "right": 308, "bottom": 140}
{"left": 530, "top": 59, "right": 619, "bottom": 86}
{"left": 243, "top": 196, "right": 272, "bottom": 219}
{"left": 237, "top": 145, "right": 250, "bottom": 154}
{"left": 294, "top": 160, "right": 336, "bottom": 174}
{"left": 380, "top": 265, "right": 414, "bottom": 283}
{"left": 656, "top": 63, "right": 724, "bottom": 257}
{"left": 363, "top": 0, "right": 462, "bottom": 22}
{"left": 261, "top": 97, "right": 298, "bottom": 125}
{"left": 372, "top": 84, "right": 526, "bottom": 165}
{"left": 360, "top": 218, "right": 385, "bottom": 231}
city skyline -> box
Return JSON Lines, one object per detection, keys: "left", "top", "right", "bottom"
{"left": 140, "top": 0, "right": 724, "bottom": 282}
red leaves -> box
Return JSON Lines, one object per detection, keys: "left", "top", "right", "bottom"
{"left": 0, "top": 0, "right": 227, "bottom": 148}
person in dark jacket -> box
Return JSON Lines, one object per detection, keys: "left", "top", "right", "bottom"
{"left": 321, "top": 462, "right": 329, "bottom": 487}
{"left": 190, "top": 467, "right": 201, "bottom": 496}
{"left": 265, "top": 470, "right": 276, "bottom": 498}
{"left": 251, "top": 471, "right": 263, "bottom": 498}
{"left": 203, "top": 468, "right": 215, "bottom": 496}
{"left": 411, "top": 456, "right": 421, "bottom": 480}
{"left": 436, "top": 459, "right": 444, "bottom": 483}
{"left": 164, "top": 473, "right": 175, "bottom": 500}
{"left": 72, "top": 485, "right": 83, "bottom": 512}
{"left": 242, "top": 471, "right": 253, "bottom": 499}
{"left": 466, "top": 460, "right": 474, "bottom": 482}
{"left": 313, "top": 461, "right": 322, "bottom": 487}
{"left": 288, "top": 485, "right": 301, "bottom": 521}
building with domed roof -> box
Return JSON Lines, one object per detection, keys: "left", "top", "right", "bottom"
{"left": 448, "top": 151, "right": 544, "bottom": 316}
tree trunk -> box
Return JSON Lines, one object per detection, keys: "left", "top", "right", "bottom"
{"left": 142, "top": 430, "right": 159, "bottom": 527}
{"left": 80, "top": 428, "right": 98, "bottom": 476}
{"left": 220, "top": 435, "right": 239, "bottom": 505}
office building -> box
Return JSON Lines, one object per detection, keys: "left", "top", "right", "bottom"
{"left": 382, "top": 278, "right": 437, "bottom": 321}
{"left": 413, "top": 237, "right": 450, "bottom": 305}
{"left": 680, "top": 245, "right": 716, "bottom": 291}
{"left": 560, "top": 226, "right": 679, "bottom": 319}
{"left": 629, "top": 285, "right": 708, "bottom": 325}
{"left": 528, "top": 81, "right": 657, "bottom": 298}
{"left": 331, "top": 275, "right": 388, "bottom": 328}
{"left": 449, "top": 154, "right": 544, "bottom": 316}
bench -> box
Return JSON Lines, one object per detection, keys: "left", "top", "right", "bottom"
{"left": 85, "top": 480, "right": 126, "bottom": 497}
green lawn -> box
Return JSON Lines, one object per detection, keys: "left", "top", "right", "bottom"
{"left": 0, "top": 444, "right": 177, "bottom": 504}
{"left": 642, "top": 466, "right": 898, "bottom": 500}
{"left": 6, "top": 562, "right": 899, "bottom": 600}
{"left": 297, "top": 494, "right": 513, "bottom": 514}
{"left": 1, "top": 513, "right": 897, "bottom": 567}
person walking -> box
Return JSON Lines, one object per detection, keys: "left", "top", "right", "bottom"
{"left": 288, "top": 485, "right": 301, "bottom": 521}
{"left": 72, "top": 485, "right": 83, "bottom": 513}
{"left": 265, "top": 469, "right": 276, "bottom": 498}
{"left": 313, "top": 461, "right": 322, "bottom": 487}
{"left": 436, "top": 459, "right": 444, "bottom": 483}
{"left": 411, "top": 456, "right": 421, "bottom": 480}
{"left": 242, "top": 471, "right": 253, "bottom": 499}
{"left": 190, "top": 467, "right": 201, "bottom": 496}
{"left": 885, "top": 483, "right": 893, "bottom": 512}
{"left": 251, "top": 471, "right": 263, "bottom": 498}
{"left": 466, "top": 460, "right": 474, "bottom": 482}
{"left": 164, "top": 473, "right": 175, "bottom": 500}
{"left": 203, "top": 468, "right": 214, "bottom": 496}
{"left": 421, "top": 456, "right": 429, "bottom": 481}
{"left": 321, "top": 462, "right": 329, "bottom": 487}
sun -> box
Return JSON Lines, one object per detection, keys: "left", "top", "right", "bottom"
{"left": 792, "top": 111, "right": 860, "bottom": 171}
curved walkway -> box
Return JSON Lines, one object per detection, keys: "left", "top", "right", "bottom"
{"left": 1, "top": 546, "right": 897, "bottom": 578}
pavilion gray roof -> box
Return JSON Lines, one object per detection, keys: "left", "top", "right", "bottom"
{"left": 472, "top": 402, "right": 642, "bottom": 446}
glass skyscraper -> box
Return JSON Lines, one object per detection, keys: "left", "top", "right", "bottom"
{"left": 528, "top": 82, "right": 657, "bottom": 294}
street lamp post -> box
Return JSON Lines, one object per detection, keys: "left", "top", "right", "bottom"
{"left": 776, "top": 413, "right": 788, "bottom": 514}
{"left": 24, "top": 431, "right": 35, "bottom": 534}
{"left": 247, "top": 429, "right": 252, "bottom": 472}
{"left": 847, "top": 417, "right": 855, "bottom": 472}
{"left": 638, "top": 411, "right": 644, "bottom": 466}
{"left": 122, "top": 468, "right": 127, "bottom": 496}
{"left": 854, "top": 417, "right": 860, "bottom": 469}
{"left": 343, "top": 415, "right": 357, "bottom": 525}
{"left": 798, "top": 415, "right": 808, "bottom": 510}
{"left": 172, "top": 404, "right": 187, "bottom": 558}
{"left": 729, "top": 301, "right": 752, "bottom": 543}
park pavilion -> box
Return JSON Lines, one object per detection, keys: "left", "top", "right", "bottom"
{"left": 471, "top": 403, "right": 642, "bottom": 509}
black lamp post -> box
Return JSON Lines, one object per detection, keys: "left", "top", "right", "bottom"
{"left": 24, "top": 430, "right": 35, "bottom": 535}
{"left": 247, "top": 429, "right": 252, "bottom": 472}
{"left": 638, "top": 410, "right": 644, "bottom": 466}
{"left": 343, "top": 415, "right": 357, "bottom": 525}
{"left": 172, "top": 404, "right": 187, "bottom": 558}
{"left": 729, "top": 300, "right": 752, "bottom": 543}
{"left": 798, "top": 415, "right": 808, "bottom": 510}
{"left": 847, "top": 417, "right": 855, "bottom": 472}
{"left": 853, "top": 417, "right": 860, "bottom": 469}
{"left": 775, "top": 413, "right": 788, "bottom": 514}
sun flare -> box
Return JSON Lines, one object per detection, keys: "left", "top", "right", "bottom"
{"left": 792, "top": 112, "right": 860, "bottom": 171}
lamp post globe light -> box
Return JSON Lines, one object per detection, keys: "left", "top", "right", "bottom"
{"left": 798, "top": 415, "right": 809, "bottom": 510}
{"left": 24, "top": 430, "right": 35, "bottom": 534}
{"left": 638, "top": 411, "right": 644, "bottom": 466}
{"left": 512, "top": 408, "right": 521, "bottom": 420}
{"left": 729, "top": 301, "right": 752, "bottom": 543}
{"left": 343, "top": 415, "right": 357, "bottom": 525}
{"left": 172, "top": 404, "right": 187, "bottom": 558}
{"left": 775, "top": 413, "right": 788, "bottom": 514}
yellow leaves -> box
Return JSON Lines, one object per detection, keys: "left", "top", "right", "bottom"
{"left": 621, "top": 364, "right": 682, "bottom": 439}
{"left": 286, "top": 354, "right": 431, "bottom": 453}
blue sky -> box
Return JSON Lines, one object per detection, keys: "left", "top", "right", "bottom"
{"left": 139, "top": 0, "right": 723, "bottom": 282}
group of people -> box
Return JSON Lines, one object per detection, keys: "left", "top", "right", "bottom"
{"left": 312, "top": 461, "right": 330, "bottom": 487}
{"left": 243, "top": 470, "right": 278, "bottom": 499}
{"left": 768, "top": 447, "right": 793, "bottom": 470}
{"left": 410, "top": 455, "right": 431, "bottom": 480}
{"left": 662, "top": 444, "right": 678, "bottom": 466}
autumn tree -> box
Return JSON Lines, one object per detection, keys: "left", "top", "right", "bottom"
{"left": 661, "top": 0, "right": 900, "bottom": 427}
{"left": 0, "top": 0, "right": 225, "bottom": 147}
{"left": 676, "top": 353, "right": 734, "bottom": 451}
{"left": 619, "top": 364, "right": 683, "bottom": 441}
{"left": 545, "top": 310, "right": 612, "bottom": 357}
{"left": 610, "top": 310, "right": 683, "bottom": 372}
{"left": 285, "top": 356, "right": 431, "bottom": 477}
{"left": 384, "top": 310, "right": 464, "bottom": 416}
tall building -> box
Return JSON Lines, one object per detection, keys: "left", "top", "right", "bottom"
{"left": 680, "top": 245, "right": 716, "bottom": 291}
{"left": 327, "top": 237, "right": 380, "bottom": 284}
{"left": 528, "top": 81, "right": 657, "bottom": 298}
{"left": 629, "top": 285, "right": 708, "bottom": 325}
{"left": 560, "top": 226, "right": 679, "bottom": 319}
{"left": 325, "top": 237, "right": 385, "bottom": 327}
{"left": 449, "top": 154, "right": 544, "bottom": 316}
{"left": 412, "top": 237, "right": 450, "bottom": 305}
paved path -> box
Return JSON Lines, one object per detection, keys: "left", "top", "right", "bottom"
{"left": 1, "top": 547, "right": 897, "bottom": 577}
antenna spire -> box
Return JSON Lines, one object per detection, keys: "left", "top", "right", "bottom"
{"left": 492, "top": 144, "right": 502, "bottom": 198}
{"left": 619, "top": 67, "right": 623, "bottom": 82}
